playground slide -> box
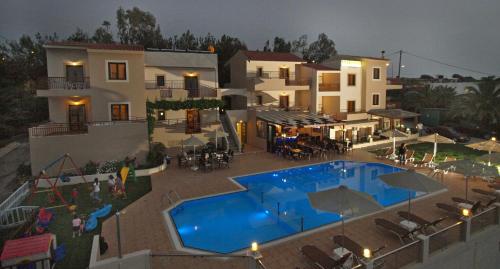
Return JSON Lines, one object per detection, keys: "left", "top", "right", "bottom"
{"left": 90, "top": 204, "right": 112, "bottom": 219}
{"left": 120, "top": 167, "right": 130, "bottom": 185}
{"left": 85, "top": 216, "right": 97, "bottom": 232}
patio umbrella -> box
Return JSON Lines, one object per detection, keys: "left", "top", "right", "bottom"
{"left": 418, "top": 133, "right": 455, "bottom": 158}
{"left": 466, "top": 138, "right": 500, "bottom": 166}
{"left": 436, "top": 159, "right": 499, "bottom": 199}
{"left": 210, "top": 128, "right": 228, "bottom": 150}
{"left": 182, "top": 135, "right": 205, "bottom": 164}
{"left": 477, "top": 153, "right": 500, "bottom": 165}
{"left": 379, "top": 169, "right": 446, "bottom": 215}
{"left": 381, "top": 129, "right": 408, "bottom": 159}
{"left": 307, "top": 185, "right": 383, "bottom": 245}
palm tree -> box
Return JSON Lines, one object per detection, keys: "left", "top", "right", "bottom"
{"left": 449, "top": 78, "right": 500, "bottom": 132}
{"left": 402, "top": 85, "right": 456, "bottom": 112}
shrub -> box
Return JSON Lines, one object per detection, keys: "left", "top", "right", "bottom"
{"left": 147, "top": 142, "right": 167, "bottom": 166}
{"left": 16, "top": 163, "right": 32, "bottom": 181}
{"left": 97, "top": 160, "right": 121, "bottom": 174}
{"left": 81, "top": 160, "right": 99, "bottom": 175}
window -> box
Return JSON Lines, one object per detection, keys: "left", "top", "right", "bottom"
{"left": 372, "top": 94, "right": 380, "bottom": 106}
{"left": 373, "top": 68, "right": 380, "bottom": 80}
{"left": 156, "top": 75, "right": 165, "bottom": 87}
{"left": 347, "top": 101, "right": 356, "bottom": 113}
{"left": 108, "top": 62, "right": 127, "bottom": 80}
{"left": 348, "top": 74, "right": 356, "bottom": 86}
{"left": 256, "top": 67, "right": 263, "bottom": 78}
{"left": 256, "top": 95, "right": 263, "bottom": 105}
{"left": 256, "top": 120, "right": 266, "bottom": 138}
{"left": 110, "top": 104, "right": 129, "bottom": 121}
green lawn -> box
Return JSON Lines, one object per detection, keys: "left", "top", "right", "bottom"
{"left": 13, "top": 176, "right": 151, "bottom": 269}
{"left": 370, "top": 142, "right": 487, "bottom": 162}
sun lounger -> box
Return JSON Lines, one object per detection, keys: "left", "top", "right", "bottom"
{"left": 374, "top": 218, "right": 416, "bottom": 244}
{"left": 332, "top": 235, "right": 385, "bottom": 259}
{"left": 300, "top": 245, "right": 351, "bottom": 269}
{"left": 472, "top": 188, "right": 499, "bottom": 198}
{"left": 405, "top": 150, "right": 415, "bottom": 164}
{"left": 488, "top": 183, "right": 500, "bottom": 190}
{"left": 436, "top": 202, "right": 481, "bottom": 218}
{"left": 452, "top": 197, "right": 496, "bottom": 209}
{"left": 413, "top": 153, "right": 434, "bottom": 167}
{"left": 397, "top": 211, "right": 447, "bottom": 233}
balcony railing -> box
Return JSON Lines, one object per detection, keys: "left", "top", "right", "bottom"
{"left": 318, "top": 82, "right": 340, "bottom": 91}
{"left": 38, "top": 77, "right": 91, "bottom": 90}
{"left": 29, "top": 119, "right": 146, "bottom": 137}
{"left": 145, "top": 80, "right": 184, "bottom": 90}
{"left": 247, "top": 71, "right": 311, "bottom": 86}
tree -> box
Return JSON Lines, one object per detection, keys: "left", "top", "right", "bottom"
{"left": 402, "top": 85, "right": 456, "bottom": 112}
{"left": 197, "top": 33, "right": 216, "bottom": 51}
{"left": 92, "top": 21, "right": 114, "bottom": 43}
{"left": 215, "top": 35, "right": 247, "bottom": 86}
{"left": 262, "top": 40, "right": 271, "bottom": 52}
{"left": 67, "top": 27, "right": 90, "bottom": 42}
{"left": 175, "top": 30, "right": 198, "bottom": 50}
{"left": 419, "top": 74, "right": 434, "bottom": 80}
{"left": 272, "top": 37, "right": 291, "bottom": 52}
{"left": 116, "top": 6, "right": 165, "bottom": 48}
{"left": 449, "top": 78, "right": 500, "bottom": 132}
{"left": 291, "top": 34, "right": 308, "bottom": 56}
{"left": 303, "top": 33, "right": 336, "bottom": 63}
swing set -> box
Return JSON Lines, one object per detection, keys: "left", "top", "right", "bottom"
{"left": 30, "top": 153, "right": 88, "bottom": 211}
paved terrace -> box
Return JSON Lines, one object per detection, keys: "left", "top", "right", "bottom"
{"left": 100, "top": 147, "right": 496, "bottom": 269}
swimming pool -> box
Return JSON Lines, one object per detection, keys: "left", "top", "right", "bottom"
{"left": 168, "top": 161, "right": 420, "bottom": 254}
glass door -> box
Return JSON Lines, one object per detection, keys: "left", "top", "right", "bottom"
{"left": 68, "top": 104, "right": 86, "bottom": 131}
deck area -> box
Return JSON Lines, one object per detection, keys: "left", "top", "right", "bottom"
{"left": 99, "top": 147, "right": 496, "bottom": 269}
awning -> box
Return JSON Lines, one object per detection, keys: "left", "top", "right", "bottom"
{"left": 368, "top": 109, "right": 420, "bottom": 119}
{"left": 257, "top": 110, "right": 340, "bottom": 127}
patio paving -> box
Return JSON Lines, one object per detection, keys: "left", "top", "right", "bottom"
{"left": 99, "top": 147, "right": 496, "bottom": 269}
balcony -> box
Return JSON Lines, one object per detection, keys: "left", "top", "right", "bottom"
{"left": 247, "top": 71, "right": 311, "bottom": 91}
{"left": 318, "top": 82, "right": 340, "bottom": 91}
{"left": 29, "top": 119, "right": 146, "bottom": 137}
{"left": 145, "top": 80, "right": 218, "bottom": 99}
{"left": 38, "top": 77, "right": 91, "bottom": 90}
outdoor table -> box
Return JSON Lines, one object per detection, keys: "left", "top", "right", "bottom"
{"left": 399, "top": 220, "right": 418, "bottom": 231}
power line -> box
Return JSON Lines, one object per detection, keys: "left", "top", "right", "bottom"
{"left": 402, "top": 50, "right": 495, "bottom": 76}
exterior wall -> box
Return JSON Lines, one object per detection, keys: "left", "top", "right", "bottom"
{"left": 254, "top": 89, "right": 296, "bottom": 107}
{"left": 362, "top": 59, "right": 389, "bottom": 111}
{"left": 313, "top": 70, "right": 341, "bottom": 114}
{"left": 46, "top": 48, "right": 89, "bottom": 78}
{"left": 87, "top": 50, "right": 146, "bottom": 121}
{"left": 227, "top": 51, "right": 248, "bottom": 89}
{"left": 144, "top": 66, "right": 217, "bottom": 91}
{"left": 340, "top": 65, "right": 362, "bottom": 112}
{"left": 246, "top": 109, "right": 266, "bottom": 150}
{"left": 29, "top": 121, "right": 149, "bottom": 175}
{"left": 48, "top": 96, "right": 92, "bottom": 123}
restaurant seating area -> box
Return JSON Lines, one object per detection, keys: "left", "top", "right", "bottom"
{"left": 177, "top": 142, "right": 234, "bottom": 172}
{"left": 273, "top": 135, "right": 353, "bottom": 161}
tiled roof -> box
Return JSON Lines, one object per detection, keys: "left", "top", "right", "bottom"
{"left": 45, "top": 41, "right": 144, "bottom": 51}
{"left": 300, "top": 63, "right": 338, "bottom": 71}
{"left": 242, "top": 50, "right": 304, "bottom": 62}
{"left": 334, "top": 54, "right": 388, "bottom": 61}
{"left": 368, "top": 109, "right": 420, "bottom": 119}
{"left": 1, "top": 233, "right": 53, "bottom": 261}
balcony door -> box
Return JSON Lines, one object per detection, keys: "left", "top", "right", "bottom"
{"left": 279, "top": 95, "right": 289, "bottom": 109}
{"left": 184, "top": 75, "right": 199, "bottom": 98}
{"left": 66, "top": 65, "right": 84, "bottom": 82}
{"left": 279, "top": 68, "right": 290, "bottom": 80}
{"left": 347, "top": 101, "right": 356, "bottom": 113}
{"left": 68, "top": 104, "right": 86, "bottom": 131}
{"left": 186, "top": 109, "right": 201, "bottom": 134}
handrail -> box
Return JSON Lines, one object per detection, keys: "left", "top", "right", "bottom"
{"left": 470, "top": 205, "right": 497, "bottom": 219}
{"left": 370, "top": 239, "right": 421, "bottom": 261}
{"left": 37, "top": 77, "right": 91, "bottom": 90}
{"left": 151, "top": 252, "right": 252, "bottom": 258}
{"left": 428, "top": 220, "right": 463, "bottom": 238}
{"left": 221, "top": 113, "right": 241, "bottom": 152}
{"left": 145, "top": 80, "right": 184, "bottom": 90}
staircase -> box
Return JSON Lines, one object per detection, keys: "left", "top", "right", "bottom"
{"left": 220, "top": 113, "right": 241, "bottom": 153}
{"left": 0, "top": 206, "right": 38, "bottom": 229}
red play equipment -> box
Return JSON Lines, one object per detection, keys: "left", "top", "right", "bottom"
{"left": 30, "top": 153, "right": 88, "bottom": 211}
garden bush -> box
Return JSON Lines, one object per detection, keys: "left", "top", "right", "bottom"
{"left": 97, "top": 160, "right": 121, "bottom": 174}
{"left": 147, "top": 142, "right": 167, "bottom": 166}
{"left": 81, "top": 160, "right": 99, "bottom": 175}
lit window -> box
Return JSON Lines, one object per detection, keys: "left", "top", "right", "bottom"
{"left": 373, "top": 68, "right": 380, "bottom": 80}
{"left": 108, "top": 62, "right": 127, "bottom": 80}
{"left": 110, "top": 104, "right": 129, "bottom": 121}
{"left": 348, "top": 74, "right": 356, "bottom": 86}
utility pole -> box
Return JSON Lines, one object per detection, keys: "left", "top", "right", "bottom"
{"left": 397, "top": 50, "right": 403, "bottom": 78}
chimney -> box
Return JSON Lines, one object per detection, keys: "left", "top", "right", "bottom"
{"left": 381, "top": 50, "right": 386, "bottom": 59}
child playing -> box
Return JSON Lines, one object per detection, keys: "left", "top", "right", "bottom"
{"left": 107, "top": 175, "right": 116, "bottom": 195}
{"left": 92, "top": 178, "right": 101, "bottom": 203}
{"left": 79, "top": 215, "right": 86, "bottom": 235}
{"left": 72, "top": 214, "right": 82, "bottom": 238}
{"left": 70, "top": 188, "right": 78, "bottom": 205}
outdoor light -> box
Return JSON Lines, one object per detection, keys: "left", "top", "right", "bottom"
{"left": 462, "top": 208, "right": 470, "bottom": 217}
{"left": 385, "top": 63, "right": 390, "bottom": 66}
{"left": 492, "top": 137, "right": 496, "bottom": 141}
{"left": 251, "top": 242, "right": 259, "bottom": 252}
{"left": 363, "top": 248, "right": 372, "bottom": 259}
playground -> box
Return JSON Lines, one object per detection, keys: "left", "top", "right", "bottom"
{"left": 0, "top": 154, "right": 152, "bottom": 269}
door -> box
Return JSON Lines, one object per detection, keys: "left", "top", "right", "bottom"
{"left": 184, "top": 76, "right": 199, "bottom": 98}
{"left": 68, "top": 105, "right": 86, "bottom": 131}
{"left": 237, "top": 121, "right": 247, "bottom": 144}
{"left": 347, "top": 101, "right": 356, "bottom": 113}
{"left": 66, "top": 65, "right": 84, "bottom": 89}
{"left": 186, "top": 109, "right": 201, "bottom": 134}
{"left": 279, "top": 95, "right": 289, "bottom": 109}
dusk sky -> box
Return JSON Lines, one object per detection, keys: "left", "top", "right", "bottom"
{"left": 1, "top": 0, "right": 499, "bottom": 78}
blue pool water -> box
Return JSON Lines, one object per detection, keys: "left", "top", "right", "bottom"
{"left": 169, "top": 161, "right": 419, "bottom": 253}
